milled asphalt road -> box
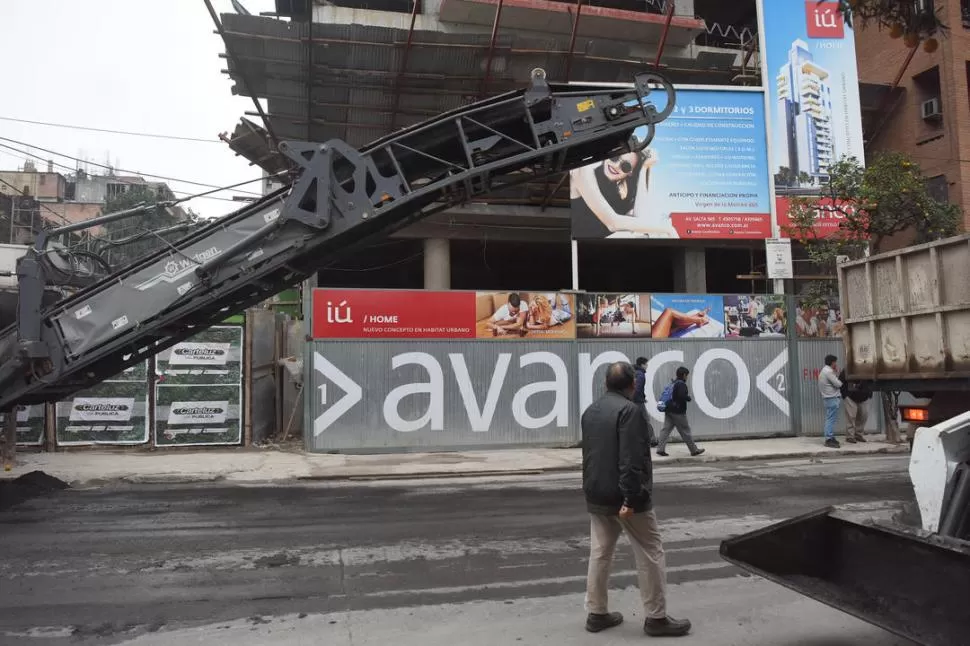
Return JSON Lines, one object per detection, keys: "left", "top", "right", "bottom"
{"left": 0, "top": 455, "right": 919, "bottom": 645}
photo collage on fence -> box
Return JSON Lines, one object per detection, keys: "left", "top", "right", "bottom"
{"left": 794, "top": 297, "right": 844, "bottom": 338}
{"left": 576, "top": 293, "right": 770, "bottom": 340}
{"left": 475, "top": 291, "right": 577, "bottom": 340}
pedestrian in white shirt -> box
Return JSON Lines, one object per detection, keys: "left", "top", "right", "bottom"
{"left": 818, "top": 354, "right": 843, "bottom": 449}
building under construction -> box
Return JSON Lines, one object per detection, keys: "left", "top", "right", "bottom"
{"left": 215, "top": 0, "right": 766, "bottom": 295}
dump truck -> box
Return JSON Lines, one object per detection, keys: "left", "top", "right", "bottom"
{"left": 722, "top": 234, "right": 970, "bottom": 646}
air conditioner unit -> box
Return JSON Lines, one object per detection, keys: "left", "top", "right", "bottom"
{"left": 922, "top": 97, "right": 942, "bottom": 120}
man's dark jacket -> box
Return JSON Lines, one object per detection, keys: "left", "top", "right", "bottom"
{"left": 633, "top": 367, "right": 647, "bottom": 404}
{"left": 581, "top": 390, "right": 653, "bottom": 515}
{"left": 664, "top": 380, "right": 691, "bottom": 415}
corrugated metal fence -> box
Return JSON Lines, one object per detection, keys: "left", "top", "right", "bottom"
{"left": 306, "top": 336, "right": 869, "bottom": 452}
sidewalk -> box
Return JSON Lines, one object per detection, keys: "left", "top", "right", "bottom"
{"left": 2, "top": 435, "right": 909, "bottom": 487}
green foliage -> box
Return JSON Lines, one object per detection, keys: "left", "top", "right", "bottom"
{"left": 96, "top": 186, "right": 195, "bottom": 268}
{"left": 832, "top": 0, "right": 947, "bottom": 40}
{"left": 784, "top": 153, "right": 961, "bottom": 309}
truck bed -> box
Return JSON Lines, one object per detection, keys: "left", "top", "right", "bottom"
{"left": 838, "top": 234, "right": 970, "bottom": 385}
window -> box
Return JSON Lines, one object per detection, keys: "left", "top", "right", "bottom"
{"left": 963, "top": 0, "right": 970, "bottom": 28}
{"left": 926, "top": 175, "right": 948, "bottom": 203}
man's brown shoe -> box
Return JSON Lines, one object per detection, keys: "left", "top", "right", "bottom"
{"left": 586, "top": 612, "right": 623, "bottom": 633}
{"left": 644, "top": 616, "right": 691, "bottom": 637}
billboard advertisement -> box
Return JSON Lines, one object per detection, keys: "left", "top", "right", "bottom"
{"left": 55, "top": 361, "right": 150, "bottom": 446}
{"left": 154, "top": 325, "right": 244, "bottom": 446}
{"left": 312, "top": 289, "right": 576, "bottom": 340}
{"left": 570, "top": 88, "right": 772, "bottom": 240}
{"left": 306, "top": 339, "right": 794, "bottom": 451}
{"left": 576, "top": 293, "right": 651, "bottom": 339}
{"left": 724, "top": 295, "right": 788, "bottom": 338}
{"left": 795, "top": 296, "right": 844, "bottom": 338}
{"left": 0, "top": 404, "right": 46, "bottom": 446}
{"left": 762, "top": 1, "right": 865, "bottom": 191}
{"left": 650, "top": 294, "right": 726, "bottom": 339}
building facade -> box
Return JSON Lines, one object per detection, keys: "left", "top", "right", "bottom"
{"left": 854, "top": 0, "right": 970, "bottom": 220}
{"left": 0, "top": 162, "right": 187, "bottom": 234}
{"left": 206, "top": 0, "right": 875, "bottom": 452}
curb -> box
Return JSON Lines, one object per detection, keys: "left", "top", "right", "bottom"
{"left": 1, "top": 445, "right": 910, "bottom": 488}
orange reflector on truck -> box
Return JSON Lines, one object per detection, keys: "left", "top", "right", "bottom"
{"left": 901, "top": 407, "right": 930, "bottom": 423}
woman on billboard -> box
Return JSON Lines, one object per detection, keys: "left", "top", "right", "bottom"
{"left": 569, "top": 148, "right": 678, "bottom": 239}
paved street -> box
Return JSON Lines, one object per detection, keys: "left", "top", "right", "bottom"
{"left": 0, "top": 455, "right": 917, "bottom": 645}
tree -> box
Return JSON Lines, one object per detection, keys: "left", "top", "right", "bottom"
{"left": 833, "top": 0, "right": 947, "bottom": 52}
{"left": 774, "top": 166, "right": 815, "bottom": 189}
{"left": 784, "top": 152, "right": 961, "bottom": 443}
{"left": 95, "top": 186, "right": 197, "bottom": 269}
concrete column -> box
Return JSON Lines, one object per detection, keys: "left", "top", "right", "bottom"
{"left": 423, "top": 238, "right": 451, "bottom": 290}
{"left": 672, "top": 248, "right": 707, "bottom": 293}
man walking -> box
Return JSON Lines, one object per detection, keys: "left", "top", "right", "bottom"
{"left": 633, "top": 357, "right": 658, "bottom": 448}
{"left": 656, "top": 367, "right": 704, "bottom": 457}
{"left": 818, "top": 355, "right": 843, "bottom": 448}
{"left": 581, "top": 362, "right": 691, "bottom": 637}
{"left": 839, "top": 368, "right": 872, "bottom": 444}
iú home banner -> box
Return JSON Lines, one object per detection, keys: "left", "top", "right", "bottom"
{"left": 570, "top": 87, "right": 773, "bottom": 240}
{"left": 760, "top": 0, "right": 865, "bottom": 192}
{"left": 55, "top": 361, "right": 150, "bottom": 446}
{"left": 154, "top": 325, "right": 244, "bottom": 446}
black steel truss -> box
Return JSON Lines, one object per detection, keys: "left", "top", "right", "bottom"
{"left": 0, "top": 68, "right": 675, "bottom": 410}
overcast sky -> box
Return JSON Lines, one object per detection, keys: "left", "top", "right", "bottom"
{"left": 0, "top": 0, "right": 278, "bottom": 219}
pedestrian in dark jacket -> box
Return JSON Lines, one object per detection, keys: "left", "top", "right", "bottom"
{"left": 634, "top": 356, "right": 658, "bottom": 448}
{"left": 838, "top": 368, "right": 872, "bottom": 443}
{"left": 656, "top": 366, "right": 704, "bottom": 457}
{"left": 580, "top": 361, "right": 692, "bottom": 637}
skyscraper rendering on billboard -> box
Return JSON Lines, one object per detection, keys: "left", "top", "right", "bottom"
{"left": 761, "top": 1, "right": 864, "bottom": 192}
{"left": 775, "top": 40, "right": 836, "bottom": 183}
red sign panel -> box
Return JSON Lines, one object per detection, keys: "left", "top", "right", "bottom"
{"left": 776, "top": 196, "right": 860, "bottom": 239}
{"left": 670, "top": 212, "right": 772, "bottom": 239}
{"left": 313, "top": 290, "right": 476, "bottom": 339}
{"left": 805, "top": 1, "right": 845, "bottom": 39}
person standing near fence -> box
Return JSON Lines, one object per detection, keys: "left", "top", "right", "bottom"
{"left": 839, "top": 368, "right": 872, "bottom": 444}
{"left": 656, "top": 367, "right": 704, "bottom": 458}
{"left": 818, "top": 355, "right": 843, "bottom": 449}
{"left": 633, "top": 357, "right": 658, "bottom": 448}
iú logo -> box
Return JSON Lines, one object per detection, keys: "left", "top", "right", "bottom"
{"left": 326, "top": 300, "right": 353, "bottom": 324}
{"left": 806, "top": 1, "right": 845, "bottom": 39}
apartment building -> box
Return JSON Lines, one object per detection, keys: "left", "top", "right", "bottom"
{"left": 855, "top": 0, "right": 970, "bottom": 219}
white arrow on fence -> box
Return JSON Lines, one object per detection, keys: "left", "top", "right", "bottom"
{"left": 313, "top": 352, "right": 362, "bottom": 436}
{"left": 756, "top": 350, "right": 790, "bottom": 416}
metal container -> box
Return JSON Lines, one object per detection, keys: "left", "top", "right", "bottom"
{"left": 839, "top": 234, "right": 970, "bottom": 383}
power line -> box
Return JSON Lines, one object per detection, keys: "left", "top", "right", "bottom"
{"left": 0, "top": 116, "right": 222, "bottom": 144}
{"left": 0, "top": 135, "right": 267, "bottom": 197}
{"left": 0, "top": 142, "right": 269, "bottom": 203}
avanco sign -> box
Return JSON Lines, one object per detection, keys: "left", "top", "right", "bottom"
{"left": 308, "top": 342, "right": 790, "bottom": 450}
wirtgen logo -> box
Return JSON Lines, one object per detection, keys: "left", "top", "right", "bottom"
{"left": 167, "top": 401, "right": 230, "bottom": 424}
{"left": 805, "top": 1, "right": 844, "bottom": 39}
{"left": 69, "top": 398, "right": 136, "bottom": 422}
{"left": 134, "top": 246, "right": 222, "bottom": 291}
{"left": 168, "top": 342, "right": 232, "bottom": 366}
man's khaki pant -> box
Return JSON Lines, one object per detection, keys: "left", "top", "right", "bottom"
{"left": 844, "top": 398, "right": 869, "bottom": 438}
{"left": 585, "top": 510, "right": 667, "bottom": 620}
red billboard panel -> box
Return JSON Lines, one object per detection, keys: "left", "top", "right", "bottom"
{"left": 312, "top": 290, "right": 476, "bottom": 339}
{"left": 668, "top": 212, "right": 772, "bottom": 239}
{"left": 776, "top": 196, "right": 861, "bottom": 239}
{"left": 312, "top": 290, "right": 579, "bottom": 340}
